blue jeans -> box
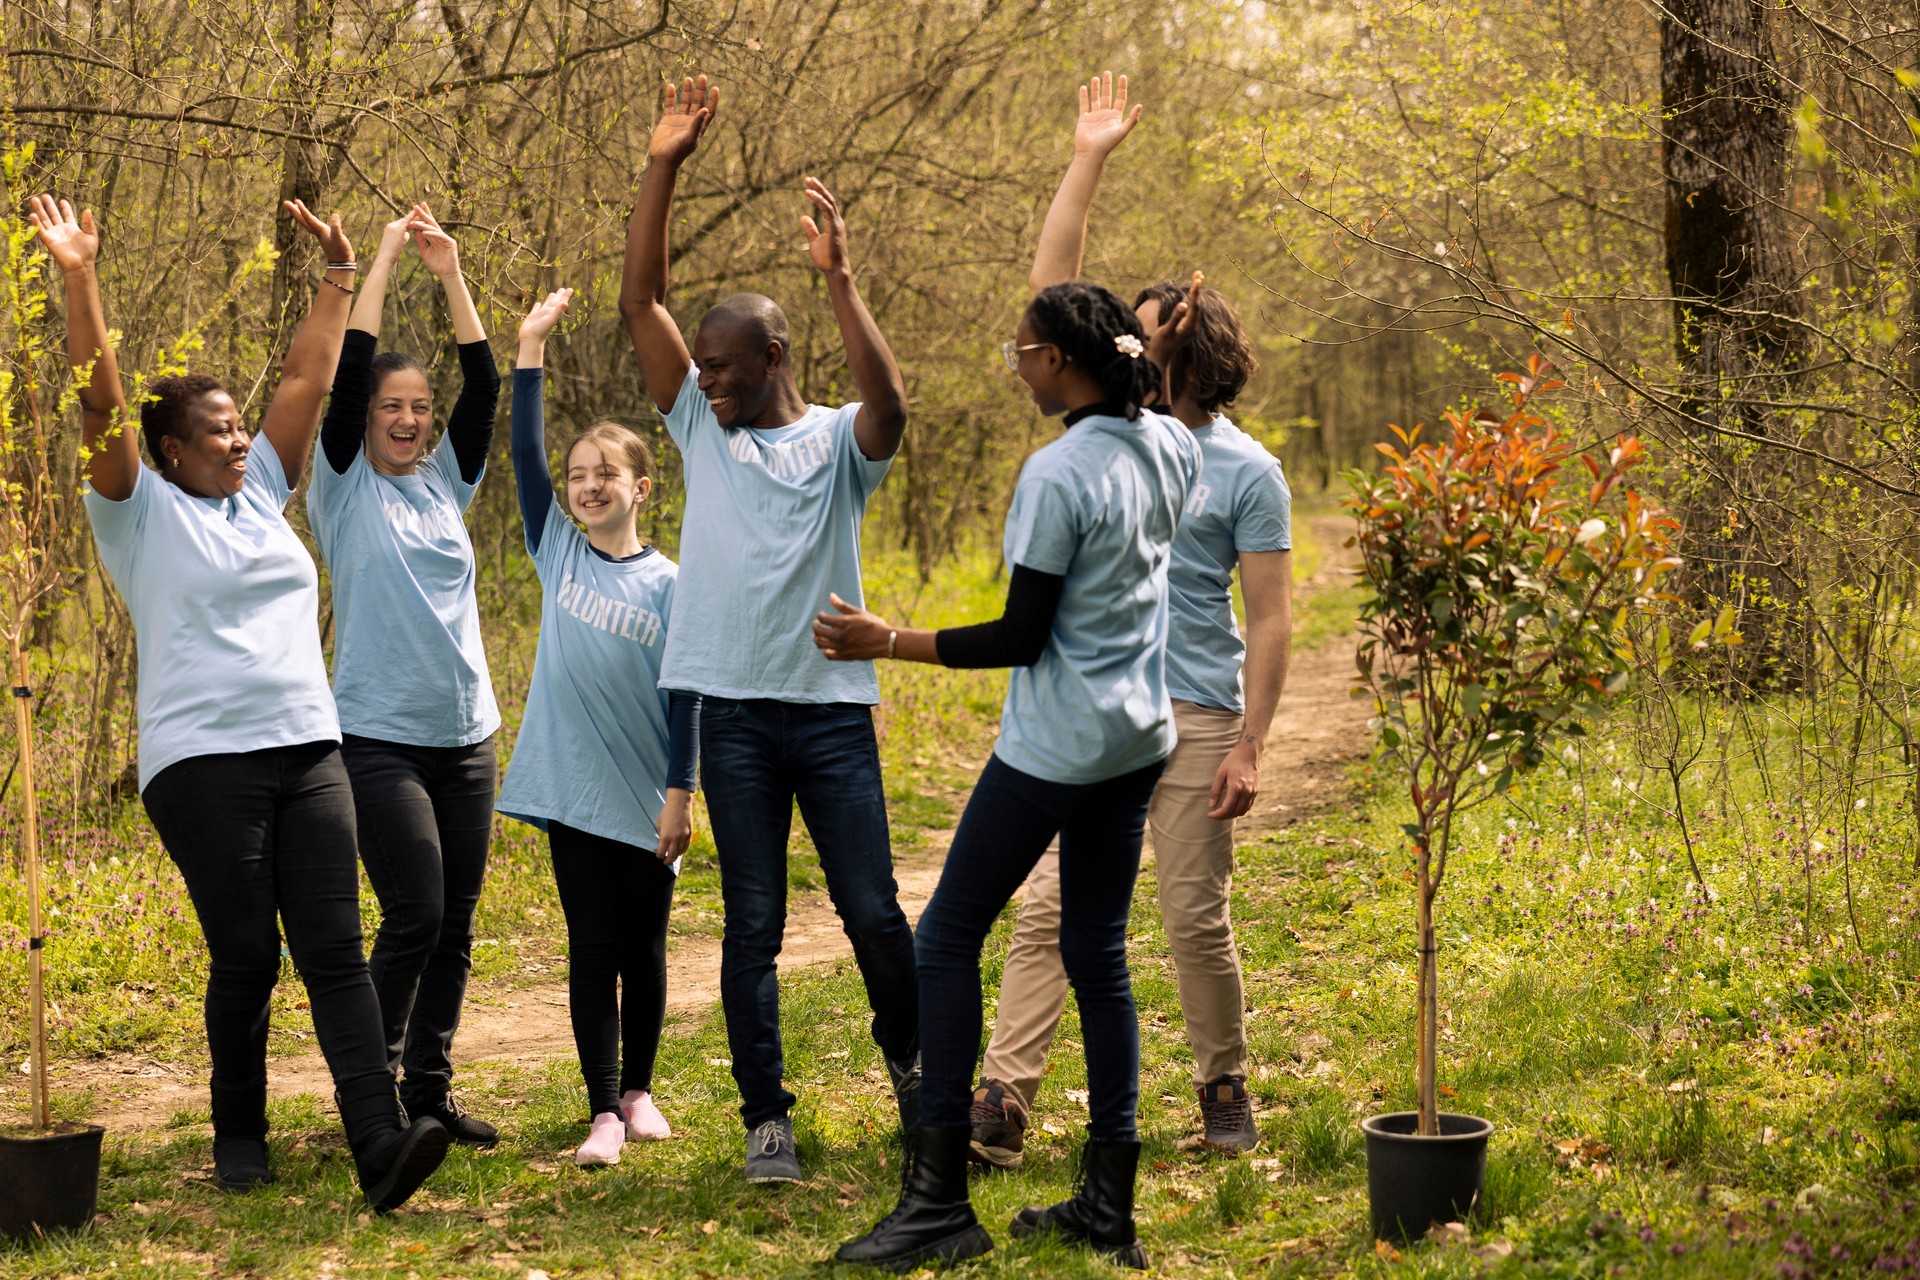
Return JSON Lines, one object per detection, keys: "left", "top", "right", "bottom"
{"left": 916, "top": 752, "right": 1165, "bottom": 1139}
{"left": 700, "top": 698, "right": 918, "bottom": 1127}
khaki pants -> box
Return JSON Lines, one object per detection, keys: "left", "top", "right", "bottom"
{"left": 980, "top": 701, "right": 1249, "bottom": 1108}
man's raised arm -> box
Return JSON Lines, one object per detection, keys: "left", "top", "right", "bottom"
{"left": 619, "top": 75, "right": 718, "bottom": 414}
{"left": 801, "top": 178, "right": 907, "bottom": 461}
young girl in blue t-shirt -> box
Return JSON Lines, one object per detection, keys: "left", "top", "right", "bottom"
{"left": 494, "top": 289, "right": 699, "bottom": 1167}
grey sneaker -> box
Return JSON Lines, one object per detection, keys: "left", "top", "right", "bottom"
{"left": 1197, "top": 1075, "right": 1259, "bottom": 1153}
{"left": 745, "top": 1117, "right": 802, "bottom": 1183}
{"left": 886, "top": 1052, "right": 922, "bottom": 1131}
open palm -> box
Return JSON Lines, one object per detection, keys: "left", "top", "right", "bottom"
{"left": 28, "top": 195, "right": 100, "bottom": 273}
{"left": 518, "top": 288, "right": 574, "bottom": 345}
{"left": 650, "top": 75, "right": 719, "bottom": 165}
{"left": 1074, "top": 71, "right": 1142, "bottom": 158}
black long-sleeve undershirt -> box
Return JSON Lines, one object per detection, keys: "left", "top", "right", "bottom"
{"left": 320, "top": 329, "right": 502, "bottom": 482}
{"left": 934, "top": 564, "right": 1065, "bottom": 668}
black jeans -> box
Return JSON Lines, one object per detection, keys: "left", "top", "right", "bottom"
{"left": 548, "top": 822, "right": 677, "bottom": 1117}
{"left": 338, "top": 734, "right": 498, "bottom": 1104}
{"left": 915, "top": 753, "right": 1165, "bottom": 1140}
{"left": 700, "top": 697, "right": 918, "bottom": 1127}
{"left": 141, "top": 742, "right": 389, "bottom": 1099}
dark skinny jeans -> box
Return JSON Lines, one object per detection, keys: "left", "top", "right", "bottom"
{"left": 915, "top": 752, "right": 1165, "bottom": 1140}
{"left": 141, "top": 742, "right": 390, "bottom": 1103}
{"left": 548, "top": 822, "right": 677, "bottom": 1117}
{"left": 338, "top": 734, "right": 498, "bottom": 1105}
{"left": 700, "top": 697, "right": 919, "bottom": 1128}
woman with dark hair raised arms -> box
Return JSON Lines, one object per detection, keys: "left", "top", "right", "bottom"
{"left": 309, "top": 202, "right": 504, "bottom": 1147}
{"left": 819, "top": 276, "right": 1202, "bottom": 1271}
{"left": 969, "top": 74, "right": 1294, "bottom": 1167}
{"left": 34, "top": 194, "right": 450, "bottom": 1210}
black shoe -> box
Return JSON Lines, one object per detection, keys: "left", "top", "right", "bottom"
{"left": 404, "top": 1089, "right": 499, "bottom": 1148}
{"left": 885, "top": 1052, "right": 922, "bottom": 1132}
{"left": 337, "top": 1077, "right": 452, "bottom": 1214}
{"left": 968, "top": 1079, "right": 1028, "bottom": 1170}
{"left": 1010, "top": 1137, "right": 1148, "bottom": 1269}
{"left": 835, "top": 1126, "right": 994, "bottom": 1272}
{"left": 209, "top": 1080, "right": 273, "bottom": 1192}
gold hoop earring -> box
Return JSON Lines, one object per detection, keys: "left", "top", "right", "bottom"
{"left": 170, "top": 457, "right": 180, "bottom": 468}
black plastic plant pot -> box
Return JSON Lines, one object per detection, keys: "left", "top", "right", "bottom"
{"left": 0, "top": 1122, "right": 106, "bottom": 1242}
{"left": 1360, "top": 1111, "right": 1494, "bottom": 1243}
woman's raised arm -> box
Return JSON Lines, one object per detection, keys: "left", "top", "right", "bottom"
{"left": 261, "top": 200, "right": 356, "bottom": 488}
{"left": 30, "top": 195, "right": 136, "bottom": 502}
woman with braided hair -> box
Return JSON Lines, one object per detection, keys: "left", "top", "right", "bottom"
{"left": 815, "top": 274, "right": 1203, "bottom": 1271}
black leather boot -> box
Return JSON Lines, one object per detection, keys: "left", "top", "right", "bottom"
{"left": 834, "top": 1126, "right": 993, "bottom": 1271}
{"left": 336, "top": 1076, "right": 451, "bottom": 1213}
{"left": 1010, "top": 1137, "right": 1148, "bottom": 1269}
{"left": 209, "top": 1079, "right": 273, "bottom": 1191}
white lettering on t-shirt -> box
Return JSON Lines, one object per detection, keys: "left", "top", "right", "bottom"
{"left": 557, "top": 571, "right": 662, "bottom": 647}
{"left": 383, "top": 499, "right": 448, "bottom": 540}
{"left": 1184, "top": 483, "right": 1213, "bottom": 518}
{"left": 727, "top": 426, "right": 834, "bottom": 481}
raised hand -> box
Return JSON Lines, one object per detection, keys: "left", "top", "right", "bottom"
{"left": 800, "top": 178, "right": 850, "bottom": 277}
{"left": 518, "top": 287, "right": 574, "bottom": 348}
{"left": 284, "top": 199, "right": 353, "bottom": 265}
{"left": 407, "top": 203, "right": 461, "bottom": 279}
{"left": 649, "top": 75, "right": 719, "bottom": 166}
{"left": 1147, "top": 269, "right": 1205, "bottom": 368}
{"left": 1074, "top": 71, "right": 1142, "bottom": 159}
{"left": 372, "top": 203, "right": 425, "bottom": 265}
{"left": 27, "top": 195, "right": 100, "bottom": 274}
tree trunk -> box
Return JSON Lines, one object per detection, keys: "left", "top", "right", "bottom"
{"left": 1660, "top": 0, "right": 1809, "bottom": 687}
{"left": 12, "top": 642, "right": 50, "bottom": 1129}
{"left": 1415, "top": 840, "right": 1439, "bottom": 1136}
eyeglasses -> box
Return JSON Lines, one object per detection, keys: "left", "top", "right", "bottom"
{"left": 1000, "top": 340, "right": 1057, "bottom": 372}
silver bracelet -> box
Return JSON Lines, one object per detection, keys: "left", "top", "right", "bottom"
{"left": 326, "top": 261, "right": 357, "bottom": 272}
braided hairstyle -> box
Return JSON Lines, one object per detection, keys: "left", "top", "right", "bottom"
{"left": 1025, "top": 281, "right": 1161, "bottom": 420}
{"left": 142, "top": 373, "right": 227, "bottom": 467}
{"left": 370, "top": 350, "right": 430, "bottom": 400}
{"left": 1133, "top": 280, "right": 1257, "bottom": 414}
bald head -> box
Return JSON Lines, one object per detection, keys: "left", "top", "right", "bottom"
{"left": 690, "top": 293, "right": 803, "bottom": 429}
{"left": 698, "top": 293, "right": 790, "bottom": 349}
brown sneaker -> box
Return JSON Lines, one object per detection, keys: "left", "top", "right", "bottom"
{"left": 1197, "top": 1075, "right": 1259, "bottom": 1153}
{"left": 968, "top": 1079, "right": 1028, "bottom": 1169}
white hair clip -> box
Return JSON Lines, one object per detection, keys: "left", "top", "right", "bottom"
{"left": 1114, "top": 334, "right": 1145, "bottom": 358}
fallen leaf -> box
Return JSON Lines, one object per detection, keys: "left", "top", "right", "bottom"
{"left": 1666, "top": 1078, "right": 1697, "bottom": 1093}
{"left": 699, "top": 1220, "right": 718, "bottom": 1235}
{"left": 1438, "top": 1084, "right": 1459, "bottom": 1099}
{"left": 1473, "top": 1239, "right": 1515, "bottom": 1261}
{"left": 1375, "top": 1239, "right": 1402, "bottom": 1261}
{"left": 1064, "top": 1088, "right": 1090, "bottom": 1105}
{"left": 1427, "top": 1221, "right": 1470, "bottom": 1244}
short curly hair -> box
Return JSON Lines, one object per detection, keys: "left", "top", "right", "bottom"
{"left": 1133, "top": 281, "right": 1257, "bottom": 414}
{"left": 141, "top": 374, "right": 228, "bottom": 467}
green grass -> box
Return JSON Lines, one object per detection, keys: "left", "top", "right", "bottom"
{"left": 11, "top": 513, "right": 1920, "bottom": 1276}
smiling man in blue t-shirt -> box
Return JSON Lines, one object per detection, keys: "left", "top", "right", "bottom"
{"left": 617, "top": 74, "right": 917, "bottom": 1185}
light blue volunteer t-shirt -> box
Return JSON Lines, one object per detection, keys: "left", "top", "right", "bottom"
{"left": 656, "top": 365, "right": 890, "bottom": 704}
{"left": 496, "top": 502, "right": 682, "bottom": 855}
{"left": 308, "top": 441, "right": 501, "bottom": 746}
{"left": 994, "top": 410, "right": 1202, "bottom": 786}
{"left": 1166, "top": 415, "right": 1293, "bottom": 714}
{"left": 83, "top": 446, "right": 340, "bottom": 792}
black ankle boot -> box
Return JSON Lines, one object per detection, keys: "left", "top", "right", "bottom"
{"left": 209, "top": 1080, "right": 273, "bottom": 1191}
{"left": 336, "top": 1076, "right": 451, "bottom": 1213}
{"left": 402, "top": 1088, "right": 499, "bottom": 1148}
{"left": 835, "top": 1126, "right": 993, "bottom": 1271}
{"left": 1010, "top": 1137, "right": 1148, "bottom": 1269}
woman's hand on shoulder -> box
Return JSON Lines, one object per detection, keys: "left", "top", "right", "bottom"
{"left": 657, "top": 787, "right": 695, "bottom": 865}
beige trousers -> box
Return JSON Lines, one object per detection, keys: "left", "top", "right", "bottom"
{"left": 980, "top": 701, "right": 1249, "bottom": 1109}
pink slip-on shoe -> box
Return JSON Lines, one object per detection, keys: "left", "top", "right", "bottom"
{"left": 574, "top": 1111, "right": 626, "bottom": 1167}
{"left": 621, "top": 1090, "right": 671, "bottom": 1142}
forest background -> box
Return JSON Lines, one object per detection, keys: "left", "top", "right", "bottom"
{"left": 5, "top": 0, "right": 1920, "bottom": 1277}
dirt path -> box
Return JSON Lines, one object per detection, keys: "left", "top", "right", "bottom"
{"left": 63, "top": 516, "right": 1367, "bottom": 1136}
